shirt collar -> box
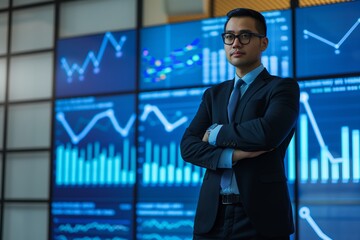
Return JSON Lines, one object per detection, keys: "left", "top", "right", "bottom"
{"left": 234, "top": 64, "right": 264, "bottom": 87}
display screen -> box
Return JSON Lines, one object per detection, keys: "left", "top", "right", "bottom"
{"left": 297, "top": 76, "right": 360, "bottom": 239}
{"left": 296, "top": 1, "right": 360, "bottom": 78}
{"left": 52, "top": 95, "right": 136, "bottom": 240}
{"left": 56, "top": 30, "right": 136, "bottom": 97}
{"left": 136, "top": 87, "right": 206, "bottom": 239}
{"left": 140, "top": 9, "right": 292, "bottom": 90}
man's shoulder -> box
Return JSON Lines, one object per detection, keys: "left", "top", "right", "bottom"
{"left": 207, "top": 80, "right": 233, "bottom": 91}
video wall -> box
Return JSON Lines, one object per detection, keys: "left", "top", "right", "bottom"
{"left": 51, "top": 1, "right": 360, "bottom": 240}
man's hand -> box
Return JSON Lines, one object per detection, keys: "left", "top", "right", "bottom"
{"left": 202, "top": 130, "right": 210, "bottom": 142}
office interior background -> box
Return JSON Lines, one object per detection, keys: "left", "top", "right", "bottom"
{"left": 0, "top": 0, "right": 360, "bottom": 239}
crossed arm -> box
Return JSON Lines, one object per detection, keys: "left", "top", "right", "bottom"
{"left": 202, "top": 130, "right": 269, "bottom": 165}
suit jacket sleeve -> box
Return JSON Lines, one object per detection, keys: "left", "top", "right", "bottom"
{"left": 217, "top": 76, "right": 300, "bottom": 151}
{"left": 180, "top": 86, "right": 226, "bottom": 171}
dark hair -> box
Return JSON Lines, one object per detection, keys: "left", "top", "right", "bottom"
{"left": 224, "top": 8, "right": 267, "bottom": 36}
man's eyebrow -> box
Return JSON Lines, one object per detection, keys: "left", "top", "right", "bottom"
{"left": 224, "top": 29, "right": 253, "bottom": 33}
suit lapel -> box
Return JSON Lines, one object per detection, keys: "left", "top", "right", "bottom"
{"left": 221, "top": 80, "right": 234, "bottom": 124}
{"left": 235, "top": 69, "right": 272, "bottom": 119}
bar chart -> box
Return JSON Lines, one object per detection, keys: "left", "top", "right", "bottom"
{"left": 297, "top": 76, "right": 360, "bottom": 207}
{"left": 141, "top": 139, "right": 204, "bottom": 186}
{"left": 53, "top": 94, "right": 136, "bottom": 199}
{"left": 297, "top": 85, "right": 360, "bottom": 184}
{"left": 137, "top": 88, "right": 206, "bottom": 188}
{"left": 55, "top": 141, "right": 136, "bottom": 186}
{"left": 299, "top": 112, "right": 359, "bottom": 184}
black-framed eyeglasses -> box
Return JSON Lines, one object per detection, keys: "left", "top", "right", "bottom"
{"left": 221, "top": 32, "right": 265, "bottom": 45}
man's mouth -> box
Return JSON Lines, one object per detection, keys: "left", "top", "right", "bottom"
{"left": 230, "top": 50, "right": 244, "bottom": 56}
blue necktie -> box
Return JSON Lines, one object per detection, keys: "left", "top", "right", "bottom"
{"left": 227, "top": 79, "right": 244, "bottom": 122}
{"left": 221, "top": 79, "right": 244, "bottom": 190}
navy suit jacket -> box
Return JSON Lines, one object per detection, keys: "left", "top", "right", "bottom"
{"left": 180, "top": 69, "right": 299, "bottom": 237}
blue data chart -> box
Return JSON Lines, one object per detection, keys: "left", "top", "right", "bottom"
{"left": 53, "top": 95, "right": 136, "bottom": 200}
{"left": 140, "top": 10, "right": 292, "bottom": 90}
{"left": 137, "top": 88, "right": 206, "bottom": 190}
{"left": 296, "top": 1, "right": 360, "bottom": 77}
{"left": 137, "top": 88, "right": 206, "bottom": 238}
{"left": 52, "top": 95, "right": 136, "bottom": 240}
{"left": 52, "top": 201, "right": 133, "bottom": 240}
{"left": 285, "top": 136, "right": 296, "bottom": 201}
{"left": 297, "top": 76, "right": 360, "bottom": 201}
{"left": 56, "top": 30, "right": 136, "bottom": 97}
{"left": 136, "top": 202, "right": 195, "bottom": 240}
{"left": 200, "top": 17, "right": 235, "bottom": 85}
{"left": 140, "top": 21, "right": 205, "bottom": 90}
{"left": 262, "top": 10, "right": 292, "bottom": 78}
{"left": 298, "top": 204, "right": 360, "bottom": 240}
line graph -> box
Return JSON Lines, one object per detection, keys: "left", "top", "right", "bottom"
{"left": 140, "top": 219, "right": 193, "bottom": 230}
{"left": 300, "top": 92, "right": 344, "bottom": 165}
{"left": 58, "top": 222, "right": 129, "bottom": 233}
{"left": 54, "top": 96, "right": 137, "bottom": 187}
{"left": 299, "top": 207, "right": 332, "bottom": 240}
{"left": 137, "top": 88, "right": 205, "bottom": 187}
{"left": 296, "top": 1, "right": 360, "bottom": 77}
{"left": 60, "top": 32, "right": 127, "bottom": 82}
{"left": 56, "top": 110, "right": 136, "bottom": 145}
{"left": 56, "top": 30, "right": 136, "bottom": 97}
{"left": 299, "top": 92, "right": 360, "bottom": 183}
{"left": 54, "top": 95, "right": 193, "bottom": 187}
{"left": 140, "top": 104, "right": 188, "bottom": 132}
{"left": 298, "top": 77, "right": 360, "bottom": 184}
{"left": 303, "top": 18, "right": 360, "bottom": 54}
{"left": 57, "top": 104, "right": 188, "bottom": 145}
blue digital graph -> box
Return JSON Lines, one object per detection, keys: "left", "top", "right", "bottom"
{"left": 298, "top": 204, "right": 360, "bottom": 240}
{"left": 53, "top": 95, "right": 136, "bottom": 198}
{"left": 136, "top": 202, "right": 195, "bottom": 240}
{"left": 56, "top": 30, "right": 136, "bottom": 97}
{"left": 52, "top": 202, "right": 133, "bottom": 240}
{"left": 136, "top": 88, "right": 206, "bottom": 239}
{"left": 262, "top": 10, "right": 292, "bottom": 78}
{"left": 137, "top": 88, "right": 206, "bottom": 188}
{"left": 297, "top": 74, "right": 360, "bottom": 240}
{"left": 140, "top": 21, "right": 204, "bottom": 90}
{"left": 140, "top": 9, "right": 292, "bottom": 90}
{"left": 297, "top": 76, "right": 360, "bottom": 195}
{"left": 296, "top": 1, "right": 360, "bottom": 77}
{"left": 52, "top": 95, "right": 136, "bottom": 240}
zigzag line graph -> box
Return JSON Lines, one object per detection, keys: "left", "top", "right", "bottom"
{"left": 140, "top": 104, "right": 188, "bottom": 132}
{"left": 57, "top": 105, "right": 188, "bottom": 145}
{"left": 60, "top": 32, "right": 127, "bottom": 82}
{"left": 300, "top": 92, "right": 344, "bottom": 164}
{"left": 303, "top": 18, "right": 360, "bottom": 54}
{"left": 140, "top": 219, "right": 193, "bottom": 230}
{"left": 58, "top": 222, "right": 128, "bottom": 233}
{"left": 56, "top": 109, "right": 136, "bottom": 145}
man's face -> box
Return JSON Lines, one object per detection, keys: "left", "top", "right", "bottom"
{"left": 224, "top": 16, "right": 268, "bottom": 76}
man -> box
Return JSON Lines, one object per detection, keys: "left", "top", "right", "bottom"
{"left": 180, "top": 8, "right": 299, "bottom": 240}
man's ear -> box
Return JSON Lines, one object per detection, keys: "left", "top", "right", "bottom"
{"left": 261, "top": 37, "right": 269, "bottom": 52}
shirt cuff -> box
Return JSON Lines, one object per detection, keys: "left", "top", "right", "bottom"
{"left": 217, "top": 148, "right": 233, "bottom": 169}
{"left": 208, "top": 124, "right": 222, "bottom": 146}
